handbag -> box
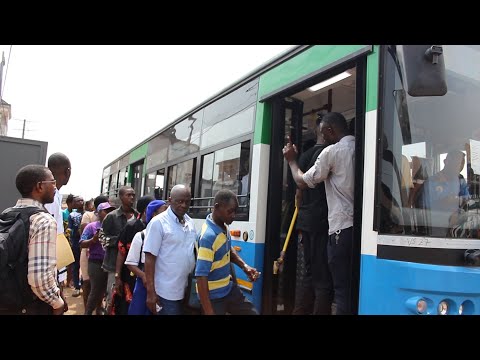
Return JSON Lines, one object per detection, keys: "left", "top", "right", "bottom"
{"left": 184, "top": 239, "right": 201, "bottom": 310}
{"left": 56, "top": 233, "right": 75, "bottom": 269}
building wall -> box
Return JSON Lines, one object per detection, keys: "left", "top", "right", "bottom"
{"left": 0, "top": 100, "right": 11, "bottom": 136}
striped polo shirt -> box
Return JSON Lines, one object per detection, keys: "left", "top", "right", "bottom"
{"left": 195, "top": 214, "right": 232, "bottom": 299}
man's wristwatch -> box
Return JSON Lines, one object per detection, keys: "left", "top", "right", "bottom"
{"left": 243, "top": 264, "right": 249, "bottom": 271}
{"left": 114, "top": 272, "right": 120, "bottom": 279}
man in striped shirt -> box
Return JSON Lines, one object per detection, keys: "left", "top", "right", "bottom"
{"left": 13, "top": 165, "right": 66, "bottom": 315}
{"left": 195, "top": 189, "right": 259, "bottom": 315}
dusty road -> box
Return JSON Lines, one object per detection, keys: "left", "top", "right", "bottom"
{"left": 63, "top": 286, "right": 85, "bottom": 315}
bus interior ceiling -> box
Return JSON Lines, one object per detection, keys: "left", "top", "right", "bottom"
{"left": 289, "top": 66, "right": 357, "bottom": 151}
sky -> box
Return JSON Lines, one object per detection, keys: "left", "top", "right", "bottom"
{"left": 0, "top": 45, "right": 292, "bottom": 200}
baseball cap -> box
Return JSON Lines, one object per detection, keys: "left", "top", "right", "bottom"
{"left": 146, "top": 200, "right": 167, "bottom": 223}
{"left": 97, "top": 202, "right": 116, "bottom": 213}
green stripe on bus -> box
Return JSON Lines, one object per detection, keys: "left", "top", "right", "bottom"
{"left": 366, "top": 45, "right": 379, "bottom": 112}
{"left": 254, "top": 102, "right": 272, "bottom": 145}
{"left": 255, "top": 45, "right": 368, "bottom": 145}
{"left": 129, "top": 143, "right": 148, "bottom": 164}
{"left": 258, "top": 45, "right": 367, "bottom": 98}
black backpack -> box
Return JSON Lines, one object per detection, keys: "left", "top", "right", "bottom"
{"left": 0, "top": 206, "right": 45, "bottom": 310}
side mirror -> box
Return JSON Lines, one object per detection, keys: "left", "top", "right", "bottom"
{"left": 397, "top": 45, "right": 447, "bottom": 97}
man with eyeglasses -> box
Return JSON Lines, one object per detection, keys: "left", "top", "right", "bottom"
{"left": 0, "top": 165, "right": 66, "bottom": 314}
{"left": 44, "top": 153, "right": 72, "bottom": 298}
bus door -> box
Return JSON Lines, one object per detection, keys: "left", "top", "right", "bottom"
{"left": 130, "top": 160, "right": 145, "bottom": 199}
{"left": 263, "top": 62, "right": 365, "bottom": 315}
{"left": 264, "top": 97, "right": 304, "bottom": 314}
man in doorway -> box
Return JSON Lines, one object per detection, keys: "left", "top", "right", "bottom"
{"left": 283, "top": 112, "right": 355, "bottom": 315}
{"left": 293, "top": 115, "right": 333, "bottom": 315}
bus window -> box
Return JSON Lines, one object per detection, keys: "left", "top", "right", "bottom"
{"left": 202, "top": 106, "right": 255, "bottom": 149}
{"left": 379, "top": 45, "right": 480, "bottom": 241}
{"left": 131, "top": 161, "right": 144, "bottom": 197}
{"left": 118, "top": 166, "right": 128, "bottom": 188}
{"left": 166, "top": 158, "right": 195, "bottom": 197}
{"left": 167, "top": 113, "right": 202, "bottom": 161}
{"left": 145, "top": 169, "right": 165, "bottom": 200}
{"left": 193, "top": 140, "right": 250, "bottom": 219}
{"left": 102, "top": 176, "right": 109, "bottom": 196}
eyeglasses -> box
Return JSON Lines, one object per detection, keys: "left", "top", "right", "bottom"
{"left": 39, "top": 179, "right": 57, "bottom": 185}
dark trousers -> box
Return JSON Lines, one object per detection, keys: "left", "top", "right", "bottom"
{"left": 72, "top": 245, "right": 81, "bottom": 290}
{"left": 327, "top": 226, "right": 354, "bottom": 315}
{"left": 303, "top": 230, "right": 333, "bottom": 315}
{"left": 208, "top": 285, "right": 258, "bottom": 315}
{"left": 0, "top": 299, "right": 53, "bottom": 315}
{"left": 85, "top": 259, "right": 107, "bottom": 315}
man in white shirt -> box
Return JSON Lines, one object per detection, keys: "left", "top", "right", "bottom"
{"left": 283, "top": 112, "right": 355, "bottom": 315}
{"left": 144, "top": 185, "right": 197, "bottom": 315}
{"left": 44, "top": 153, "right": 72, "bottom": 309}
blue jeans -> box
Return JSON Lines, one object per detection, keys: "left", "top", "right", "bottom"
{"left": 72, "top": 245, "right": 81, "bottom": 290}
{"left": 157, "top": 296, "right": 183, "bottom": 315}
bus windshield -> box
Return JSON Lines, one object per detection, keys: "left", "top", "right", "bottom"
{"left": 379, "top": 45, "right": 480, "bottom": 240}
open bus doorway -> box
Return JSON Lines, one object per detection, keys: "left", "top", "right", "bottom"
{"left": 264, "top": 66, "right": 359, "bottom": 315}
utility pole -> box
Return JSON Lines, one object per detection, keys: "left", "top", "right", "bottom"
{"left": 22, "top": 119, "right": 26, "bottom": 139}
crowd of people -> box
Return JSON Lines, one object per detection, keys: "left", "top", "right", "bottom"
{"left": 0, "top": 151, "right": 260, "bottom": 315}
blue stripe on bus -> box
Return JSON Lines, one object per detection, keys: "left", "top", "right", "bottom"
{"left": 359, "top": 254, "right": 480, "bottom": 315}
{"left": 231, "top": 240, "right": 264, "bottom": 312}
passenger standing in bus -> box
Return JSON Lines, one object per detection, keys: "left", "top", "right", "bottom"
{"left": 420, "top": 150, "right": 470, "bottom": 237}
{"left": 195, "top": 190, "right": 259, "bottom": 315}
{"left": 100, "top": 186, "right": 137, "bottom": 314}
{"left": 283, "top": 112, "right": 355, "bottom": 315}
{"left": 143, "top": 184, "right": 197, "bottom": 315}
{"left": 293, "top": 115, "right": 333, "bottom": 315}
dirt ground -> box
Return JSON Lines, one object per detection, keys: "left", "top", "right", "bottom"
{"left": 62, "top": 286, "right": 85, "bottom": 315}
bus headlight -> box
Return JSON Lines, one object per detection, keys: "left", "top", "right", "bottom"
{"left": 417, "top": 299, "right": 427, "bottom": 314}
{"left": 405, "top": 296, "right": 431, "bottom": 314}
{"left": 459, "top": 300, "right": 474, "bottom": 315}
{"left": 438, "top": 301, "right": 449, "bottom": 315}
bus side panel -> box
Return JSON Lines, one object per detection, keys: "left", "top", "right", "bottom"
{"left": 359, "top": 254, "right": 480, "bottom": 314}
{"left": 231, "top": 240, "right": 265, "bottom": 311}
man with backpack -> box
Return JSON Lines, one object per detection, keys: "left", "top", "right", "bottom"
{"left": 0, "top": 164, "right": 66, "bottom": 315}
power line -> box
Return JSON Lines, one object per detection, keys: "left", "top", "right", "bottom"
{"left": 10, "top": 118, "right": 38, "bottom": 123}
